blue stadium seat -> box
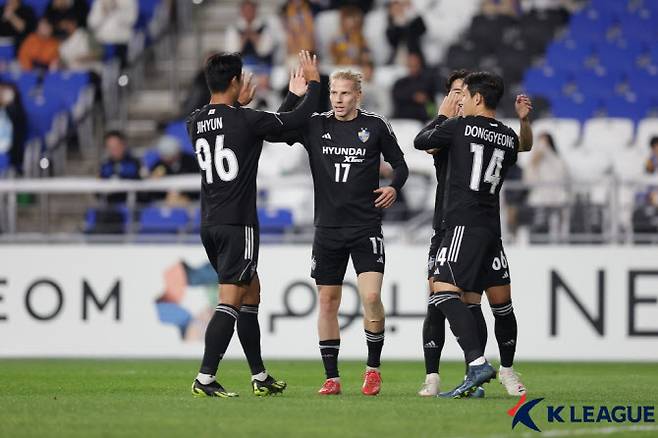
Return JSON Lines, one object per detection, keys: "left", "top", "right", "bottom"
{"left": 522, "top": 67, "right": 569, "bottom": 99}
{"left": 137, "top": 0, "right": 162, "bottom": 30}
{"left": 573, "top": 70, "right": 621, "bottom": 99}
{"left": 627, "top": 69, "right": 658, "bottom": 98}
{"left": 0, "top": 152, "right": 9, "bottom": 174}
{"left": 258, "top": 208, "right": 293, "bottom": 234}
{"left": 545, "top": 40, "right": 592, "bottom": 71}
{"left": 191, "top": 208, "right": 201, "bottom": 233}
{"left": 23, "top": 94, "right": 67, "bottom": 139}
{"left": 142, "top": 149, "right": 160, "bottom": 171}
{"left": 604, "top": 95, "right": 651, "bottom": 121}
{"left": 84, "top": 207, "right": 129, "bottom": 233}
{"left": 139, "top": 207, "right": 189, "bottom": 234}
{"left": 550, "top": 95, "right": 601, "bottom": 121}
{"left": 42, "top": 72, "right": 90, "bottom": 108}
{"left": 0, "top": 71, "right": 39, "bottom": 96}
{"left": 164, "top": 121, "right": 194, "bottom": 155}
{"left": 0, "top": 43, "right": 15, "bottom": 62}
{"left": 595, "top": 42, "right": 645, "bottom": 72}
{"left": 23, "top": 0, "right": 49, "bottom": 16}
{"left": 619, "top": 13, "right": 658, "bottom": 43}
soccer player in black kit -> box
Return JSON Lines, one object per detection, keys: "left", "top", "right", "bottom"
{"left": 418, "top": 71, "right": 533, "bottom": 397}
{"left": 269, "top": 69, "right": 408, "bottom": 396}
{"left": 188, "top": 51, "right": 321, "bottom": 398}
{"left": 414, "top": 71, "right": 524, "bottom": 398}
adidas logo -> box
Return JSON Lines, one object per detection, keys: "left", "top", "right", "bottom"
{"left": 322, "top": 132, "right": 332, "bottom": 140}
{"left": 502, "top": 271, "right": 509, "bottom": 279}
{"left": 424, "top": 341, "right": 438, "bottom": 349}
{"left": 376, "top": 256, "right": 384, "bottom": 263}
{"left": 434, "top": 268, "right": 440, "bottom": 275}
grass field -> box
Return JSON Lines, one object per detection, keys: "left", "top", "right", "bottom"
{"left": 0, "top": 360, "right": 657, "bottom": 438}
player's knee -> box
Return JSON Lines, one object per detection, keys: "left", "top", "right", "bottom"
{"left": 361, "top": 290, "right": 382, "bottom": 307}
{"left": 318, "top": 292, "right": 340, "bottom": 314}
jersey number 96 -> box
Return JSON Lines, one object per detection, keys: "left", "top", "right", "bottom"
{"left": 196, "top": 135, "right": 239, "bottom": 183}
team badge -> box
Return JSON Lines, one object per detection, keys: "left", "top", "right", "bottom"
{"left": 358, "top": 127, "right": 370, "bottom": 143}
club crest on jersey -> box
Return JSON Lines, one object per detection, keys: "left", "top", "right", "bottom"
{"left": 358, "top": 127, "right": 370, "bottom": 143}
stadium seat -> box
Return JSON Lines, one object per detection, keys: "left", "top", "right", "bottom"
{"left": 84, "top": 207, "right": 129, "bottom": 234}
{"left": 259, "top": 141, "right": 306, "bottom": 178}
{"left": 604, "top": 95, "right": 651, "bottom": 121}
{"left": 522, "top": 67, "right": 569, "bottom": 99}
{"left": 581, "top": 118, "right": 635, "bottom": 156}
{"left": 42, "top": 72, "right": 91, "bottom": 109}
{"left": 164, "top": 121, "right": 194, "bottom": 155}
{"left": 545, "top": 39, "right": 593, "bottom": 71}
{"left": 363, "top": 7, "right": 390, "bottom": 65}
{"left": 573, "top": 69, "right": 621, "bottom": 99}
{"left": 531, "top": 118, "right": 581, "bottom": 155}
{"left": 23, "top": 93, "right": 67, "bottom": 140}
{"left": 0, "top": 43, "right": 14, "bottom": 62}
{"left": 142, "top": 149, "right": 160, "bottom": 171}
{"left": 0, "top": 152, "right": 9, "bottom": 175}
{"left": 633, "top": 118, "right": 658, "bottom": 149}
{"left": 549, "top": 95, "right": 601, "bottom": 121}
{"left": 627, "top": 69, "right": 658, "bottom": 99}
{"left": 23, "top": 0, "right": 49, "bottom": 16}
{"left": 139, "top": 207, "right": 190, "bottom": 234}
{"left": 594, "top": 42, "right": 645, "bottom": 72}
{"left": 258, "top": 208, "right": 293, "bottom": 234}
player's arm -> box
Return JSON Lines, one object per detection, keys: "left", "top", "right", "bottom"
{"left": 413, "top": 91, "right": 460, "bottom": 151}
{"left": 265, "top": 66, "right": 310, "bottom": 144}
{"left": 376, "top": 120, "right": 409, "bottom": 209}
{"left": 251, "top": 51, "right": 320, "bottom": 137}
{"left": 515, "top": 94, "right": 533, "bottom": 152}
{"left": 418, "top": 115, "right": 448, "bottom": 155}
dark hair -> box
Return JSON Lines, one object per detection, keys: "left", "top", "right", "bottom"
{"left": 104, "top": 130, "right": 126, "bottom": 142}
{"left": 445, "top": 69, "right": 470, "bottom": 93}
{"left": 540, "top": 132, "right": 558, "bottom": 155}
{"left": 650, "top": 136, "right": 658, "bottom": 148}
{"left": 204, "top": 52, "right": 242, "bottom": 94}
{"left": 463, "top": 71, "right": 504, "bottom": 109}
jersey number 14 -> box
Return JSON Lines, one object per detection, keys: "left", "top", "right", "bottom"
{"left": 469, "top": 143, "right": 505, "bottom": 194}
{"left": 196, "top": 135, "right": 239, "bottom": 183}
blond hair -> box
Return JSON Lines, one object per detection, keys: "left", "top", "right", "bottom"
{"left": 329, "top": 69, "right": 363, "bottom": 93}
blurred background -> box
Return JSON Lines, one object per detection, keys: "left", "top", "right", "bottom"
{"left": 0, "top": 0, "right": 657, "bottom": 361}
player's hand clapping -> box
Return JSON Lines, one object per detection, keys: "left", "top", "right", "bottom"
{"left": 289, "top": 65, "right": 308, "bottom": 97}
{"left": 299, "top": 50, "right": 320, "bottom": 83}
{"left": 374, "top": 186, "right": 397, "bottom": 209}
{"left": 515, "top": 94, "right": 533, "bottom": 120}
{"left": 237, "top": 71, "right": 256, "bottom": 106}
{"left": 438, "top": 90, "right": 460, "bottom": 118}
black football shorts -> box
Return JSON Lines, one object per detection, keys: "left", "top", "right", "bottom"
{"left": 200, "top": 223, "right": 259, "bottom": 285}
{"left": 432, "top": 225, "right": 511, "bottom": 292}
{"left": 427, "top": 229, "right": 445, "bottom": 280}
{"left": 311, "top": 225, "right": 385, "bottom": 285}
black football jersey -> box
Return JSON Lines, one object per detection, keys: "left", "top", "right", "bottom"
{"left": 269, "top": 100, "right": 408, "bottom": 227}
{"left": 418, "top": 115, "right": 450, "bottom": 230}
{"left": 186, "top": 82, "right": 320, "bottom": 226}
{"left": 415, "top": 115, "right": 519, "bottom": 235}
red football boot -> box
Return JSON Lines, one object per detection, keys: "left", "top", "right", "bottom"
{"left": 361, "top": 370, "right": 382, "bottom": 396}
{"left": 318, "top": 379, "right": 341, "bottom": 395}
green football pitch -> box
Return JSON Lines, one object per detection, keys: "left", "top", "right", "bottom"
{"left": 1, "top": 360, "right": 656, "bottom": 438}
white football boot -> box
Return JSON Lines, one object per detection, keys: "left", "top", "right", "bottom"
{"left": 418, "top": 373, "right": 440, "bottom": 397}
{"left": 499, "top": 367, "right": 526, "bottom": 396}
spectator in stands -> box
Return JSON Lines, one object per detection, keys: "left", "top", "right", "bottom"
{"left": 18, "top": 18, "right": 60, "bottom": 71}
{"left": 88, "top": 0, "right": 137, "bottom": 68}
{"left": 330, "top": 5, "right": 370, "bottom": 66}
{"left": 99, "top": 130, "right": 140, "bottom": 203}
{"left": 58, "top": 14, "right": 101, "bottom": 72}
{"left": 385, "top": 0, "right": 426, "bottom": 65}
{"left": 225, "top": 0, "right": 276, "bottom": 67}
{"left": 45, "top": 0, "right": 89, "bottom": 36}
{"left": 149, "top": 135, "right": 198, "bottom": 203}
{"left": 281, "top": 0, "right": 315, "bottom": 67}
{"left": 360, "top": 59, "right": 390, "bottom": 116}
{"left": 0, "top": 82, "right": 26, "bottom": 175}
{"left": 642, "top": 136, "right": 658, "bottom": 207}
{"left": 524, "top": 133, "right": 568, "bottom": 206}
{"left": 391, "top": 52, "right": 435, "bottom": 121}
{"left": 0, "top": 0, "right": 36, "bottom": 49}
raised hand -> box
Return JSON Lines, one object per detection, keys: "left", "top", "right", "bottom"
{"left": 237, "top": 71, "right": 256, "bottom": 106}
{"left": 299, "top": 50, "right": 320, "bottom": 83}
{"left": 438, "top": 89, "right": 461, "bottom": 118}
{"left": 289, "top": 65, "right": 308, "bottom": 97}
{"left": 515, "top": 94, "right": 533, "bottom": 120}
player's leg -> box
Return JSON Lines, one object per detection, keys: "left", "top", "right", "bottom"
{"left": 312, "top": 227, "right": 349, "bottom": 395}
{"left": 482, "top": 241, "right": 525, "bottom": 396}
{"left": 192, "top": 226, "right": 242, "bottom": 397}
{"left": 462, "top": 292, "right": 487, "bottom": 398}
{"left": 238, "top": 274, "right": 287, "bottom": 396}
{"left": 433, "top": 226, "right": 496, "bottom": 398}
{"left": 419, "top": 232, "right": 445, "bottom": 396}
{"left": 351, "top": 226, "right": 386, "bottom": 395}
